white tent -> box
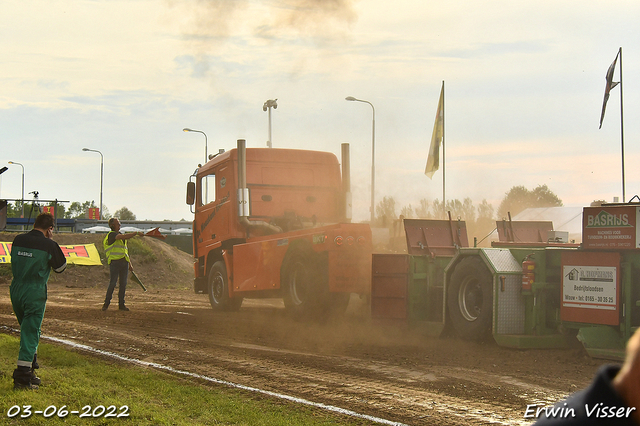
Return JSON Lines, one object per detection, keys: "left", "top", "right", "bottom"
{"left": 511, "top": 207, "right": 583, "bottom": 243}
{"left": 171, "top": 228, "right": 193, "bottom": 235}
{"left": 81, "top": 225, "right": 110, "bottom": 234}
{"left": 120, "top": 226, "right": 144, "bottom": 233}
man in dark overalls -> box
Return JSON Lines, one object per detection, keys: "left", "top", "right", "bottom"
{"left": 10, "top": 212, "right": 67, "bottom": 389}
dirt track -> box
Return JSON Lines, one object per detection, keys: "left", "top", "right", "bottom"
{"left": 0, "top": 233, "right": 608, "bottom": 425}
{"left": 0, "top": 284, "right": 607, "bottom": 425}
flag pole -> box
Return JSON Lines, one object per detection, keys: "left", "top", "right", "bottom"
{"left": 442, "top": 80, "right": 446, "bottom": 217}
{"left": 619, "top": 47, "right": 625, "bottom": 202}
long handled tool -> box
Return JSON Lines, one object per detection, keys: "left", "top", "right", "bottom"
{"left": 130, "top": 270, "right": 147, "bottom": 292}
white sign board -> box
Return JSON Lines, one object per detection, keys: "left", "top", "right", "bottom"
{"left": 562, "top": 265, "right": 616, "bottom": 310}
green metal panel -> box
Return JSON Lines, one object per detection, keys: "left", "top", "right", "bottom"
{"left": 577, "top": 325, "right": 625, "bottom": 360}
{"left": 408, "top": 256, "right": 450, "bottom": 323}
{"left": 406, "top": 255, "right": 449, "bottom": 336}
{"left": 407, "top": 255, "right": 428, "bottom": 321}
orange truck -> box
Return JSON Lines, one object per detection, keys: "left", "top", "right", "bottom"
{"left": 186, "top": 139, "right": 372, "bottom": 319}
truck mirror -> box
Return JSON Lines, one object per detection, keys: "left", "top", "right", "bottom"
{"left": 186, "top": 182, "right": 196, "bottom": 205}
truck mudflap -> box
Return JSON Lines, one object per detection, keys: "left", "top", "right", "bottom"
{"left": 194, "top": 276, "right": 207, "bottom": 294}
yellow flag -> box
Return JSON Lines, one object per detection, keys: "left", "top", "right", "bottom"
{"left": 425, "top": 84, "right": 444, "bottom": 178}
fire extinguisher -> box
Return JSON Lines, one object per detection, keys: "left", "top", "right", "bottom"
{"left": 522, "top": 254, "right": 535, "bottom": 292}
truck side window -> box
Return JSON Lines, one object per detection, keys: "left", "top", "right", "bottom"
{"left": 201, "top": 173, "right": 216, "bottom": 205}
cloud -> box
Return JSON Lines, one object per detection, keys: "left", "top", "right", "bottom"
{"left": 2, "top": 0, "right": 640, "bottom": 223}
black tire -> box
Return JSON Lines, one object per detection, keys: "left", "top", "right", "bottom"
{"left": 281, "top": 248, "right": 327, "bottom": 320}
{"left": 208, "top": 261, "right": 242, "bottom": 311}
{"left": 447, "top": 256, "right": 493, "bottom": 341}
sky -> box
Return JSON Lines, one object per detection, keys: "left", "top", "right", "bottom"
{"left": 1, "top": 0, "right": 639, "bottom": 223}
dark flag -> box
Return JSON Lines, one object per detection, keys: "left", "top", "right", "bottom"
{"left": 599, "top": 51, "right": 620, "bottom": 129}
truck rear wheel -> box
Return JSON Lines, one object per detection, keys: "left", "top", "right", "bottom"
{"left": 281, "top": 248, "right": 327, "bottom": 320}
{"left": 208, "top": 261, "right": 242, "bottom": 311}
{"left": 447, "top": 256, "right": 492, "bottom": 341}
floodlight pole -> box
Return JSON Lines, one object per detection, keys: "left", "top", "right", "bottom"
{"left": 346, "top": 96, "right": 375, "bottom": 224}
{"left": 82, "top": 148, "right": 103, "bottom": 220}
{"left": 8, "top": 161, "right": 24, "bottom": 219}
{"left": 183, "top": 128, "right": 209, "bottom": 203}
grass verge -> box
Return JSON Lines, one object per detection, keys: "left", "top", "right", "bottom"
{"left": 0, "top": 333, "right": 368, "bottom": 425}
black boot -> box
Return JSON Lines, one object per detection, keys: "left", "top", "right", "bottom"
{"left": 13, "top": 366, "right": 37, "bottom": 390}
{"left": 31, "top": 354, "right": 41, "bottom": 386}
{"left": 32, "top": 354, "right": 40, "bottom": 370}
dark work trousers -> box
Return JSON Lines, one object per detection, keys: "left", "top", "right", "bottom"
{"left": 104, "top": 259, "right": 129, "bottom": 307}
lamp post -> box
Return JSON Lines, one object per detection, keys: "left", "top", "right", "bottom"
{"left": 346, "top": 96, "right": 376, "bottom": 224}
{"left": 183, "top": 128, "right": 209, "bottom": 203}
{"left": 82, "top": 148, "right": 103, "bottom": 220}
{"left": 0, "top": 167, "right": 7, "bottom": 213}
{"left": 262, "top": 99, "right": 278, "bottom": 148}
{"left": 7, "top": 161, "right": 24, "bottom": 219}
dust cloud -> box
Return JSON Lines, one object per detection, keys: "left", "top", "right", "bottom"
{"left": 172, "top": 0, "right": 358, "bottom": 47}
{"left": 241, "top": 295, "right": 421, "bottom": 356}
{"left": 254, "top": 0, "right": 358, "bottom": 40}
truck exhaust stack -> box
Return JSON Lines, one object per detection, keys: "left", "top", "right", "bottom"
{"left": 237, "top": 139, "right": 250, "bottom": 217}
{"left": 341, "top": 143, "right": 352, "bottom": 222}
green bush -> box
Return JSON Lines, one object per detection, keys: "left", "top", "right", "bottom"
{"left": 127, "top": 238, "right": 157, "bottom": 264}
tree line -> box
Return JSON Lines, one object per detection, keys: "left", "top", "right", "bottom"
{"left": 374, "top": 184, "right": 563, "bottom": 243}
{"left": 4, "top": 184, "right": 563, "bottom": 236}
{"left": 5, "top": 200, "right": 137, "bottom": 220}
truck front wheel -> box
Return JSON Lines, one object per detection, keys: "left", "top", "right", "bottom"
{"left": 208, "top": 261, "right": 242, "bottom": 311}
{"left": 447, "top": 256, "right": 493, "bottom": 341}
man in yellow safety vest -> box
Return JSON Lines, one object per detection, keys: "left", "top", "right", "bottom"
{"left": 102, "top": 218, "right": 143, "bottom": 311}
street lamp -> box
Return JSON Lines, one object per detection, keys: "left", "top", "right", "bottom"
{"left": 183, "top": 128, "right": 209, "bottom": 203}
{"left": 7, "top": 161, "right": 24, "bottom": 219}
{"left": 262, "top": 99, "right": 278, "bottom": 148}
{"left": 0, "top": 167, "right": 7, "bottom": 206}
{"left": 82, "top": 148, "right": 103, "bottom": 220}
{"left": 346, "top": 96, "right": 376, "bottom": 224}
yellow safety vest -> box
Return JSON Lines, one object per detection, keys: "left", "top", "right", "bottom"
{"left": 103, "top": 232, "right": 130, "bottom": 264}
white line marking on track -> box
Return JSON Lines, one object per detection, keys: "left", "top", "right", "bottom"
{"left": 1, "top": 326, "right": 408, "bottom": 426}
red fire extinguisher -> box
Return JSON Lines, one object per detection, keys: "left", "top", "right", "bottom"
{"left": 522, "top": 255, "right": 535, "bottom": 292}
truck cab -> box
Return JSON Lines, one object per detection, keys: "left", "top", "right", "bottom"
{"left": 187, "top": 140, "right": 371, "bottom": 319}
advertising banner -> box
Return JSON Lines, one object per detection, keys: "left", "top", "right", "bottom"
{"left": 0, "top": 243, "right": 102, "bottom": 266}
{"left": 87, "top": 208, "right": 100, "bottom": 219}
{"left": 561, "top": 251, "right": 620, "bottom": 325}
{"left": 582, "top": 206, "right": 640, "bottom": 249}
